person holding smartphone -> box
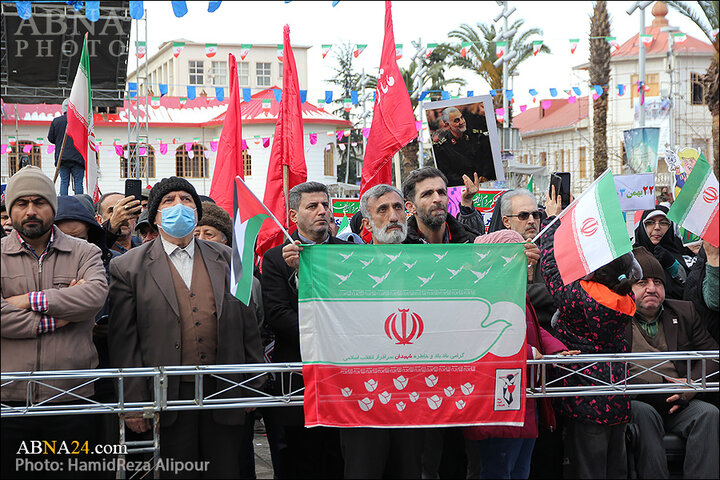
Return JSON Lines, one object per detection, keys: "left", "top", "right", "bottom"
{"left": 94, "top": 192, "right": 142, "bottom": 254}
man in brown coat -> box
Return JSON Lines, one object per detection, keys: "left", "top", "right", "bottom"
{"left": 108, "top": 176, "right": 264, "bottom": 479}
{"left": 1, "top": 166, "right": 108, "bottom": 478}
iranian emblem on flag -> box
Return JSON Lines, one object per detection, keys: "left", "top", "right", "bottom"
{"left": 277, "top": 44, "right": 284, "bottom": 62}
{"left": 461, "top": 42, "right": 473, "bottom": 58}
{"left": 321, "top": 44, "right": 333, "bottom": 59}
{"left": 240, "top": 44, "right": 252, "bottom": 60}
{"left": 673, "top": 32, "right": 688, "bottom": 44}
{"left": 425, "top": 43, "right": 437, "bottom": 58}
{"left": 640, "top": 34, "right": 653, "bottom": 47}
{"left": 150, "top": 97, "right": 160, "bottom": 109}
{"left": 667, "top": 154, "right": 719, "bottom": 247}
{"left": 206, "top": 43, "right": 218, "bottom": 58}
{"left": 299, "top": 243, "right": 528, "bottom": 428}
{"left": 395, "top": 43, "right": 403, "bottom": 60}
{"left": 136, "top": 41, "right": 146, "bottom": 59}
{"left": 495, "top": 41, "right": 507, "bottom": 58}
{"left": 569, "top": 38, "right": 579, "bottom": 54}
{"left": 532, "top": 40, "right": 542, "bottom": 56}
{"left": 354, "top": 44, "right": 368, "bottom": 58}
{"left": 172, "top": 41, "right": 185, "bottom": 58}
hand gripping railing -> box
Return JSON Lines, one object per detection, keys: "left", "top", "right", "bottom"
{"left": 2, "top": 352, "right": 718, "bottom": 478}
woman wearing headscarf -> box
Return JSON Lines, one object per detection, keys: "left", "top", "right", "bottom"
{"left": 633, "top": 205, "right": 694, "bottom": 300}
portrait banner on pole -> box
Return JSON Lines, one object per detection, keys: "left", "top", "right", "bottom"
{"left": 298, "top": 243, "right": 528, "bottom": 428}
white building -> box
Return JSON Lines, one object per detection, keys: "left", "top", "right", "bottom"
{"left": 512, "top": 1, "right": 713, "bottom": 195}
{"left": 1, "top": 88, "right": 350, "bottom": 198}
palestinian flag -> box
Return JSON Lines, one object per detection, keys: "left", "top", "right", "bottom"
{"left": 206, "top": 43, "right": 218, "bottom": 58}
{"left": 640, "top": 34, "right": 653, "bottom": 47}
{"left": 299, "top": 243, "right": 528, "bottom": 428}
{"left": 395, "top": 43, "right": 403, "bottom": 60}
{"left": 532, "top": 40, "right": 542, "bottom": 56}
{"left": 353, "top": 44, "right": 368, "bottom": 58}
{"left": 667, "top": 154, "right": 719, "bottom": 247}
{"left": 569, "top": 38, "right": 579, "bottom": 54}
{"left": 673, "top": 32, "right": 688, "bottom": 44}
{"left": 150, "top": 97, "right": 160, "bottom": 109}
{"left": 240, "top": 44, "right": 252, "bottom": 60}
{"left": 172, "top": 41, "right": 185, "bottom": 57}
{"left": 461, "top": 42, "right": 473, "bottom": 58}
{"left": 552, "top": 170, "right": 631, "bottom": 285}
{"left": 277, "top": 44, "right": 283, "bottom": 62}
{"left": 321, "top": 44, "right": 333, "bottom": 59}
{"left": 66, "top": 34, "right": 100, "bottom": 202}
{"left": 425, "top": 43, "right": 437, "bottom": 58}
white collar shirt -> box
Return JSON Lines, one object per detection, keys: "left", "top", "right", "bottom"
{"left": 161, "top": 236, "right": 195, "bottom": 289}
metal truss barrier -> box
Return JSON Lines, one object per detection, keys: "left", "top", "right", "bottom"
{"left": 2, "top": 351, "right": 718, "bottom": 478}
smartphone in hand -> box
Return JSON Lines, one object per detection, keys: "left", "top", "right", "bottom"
{"left": 550, "top": 172, "right": 571, "bottom": 208}
{"left": 124, "top": 179, "right": 143, "bottom": 203}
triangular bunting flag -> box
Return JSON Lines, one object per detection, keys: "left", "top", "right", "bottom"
{"left": 496, "top": 41, "right": 507, "bottom": 58}
{"left": 353, "top": 44, "right": 368, "bottom": 58}
{"left": 321, "top": 44, "right": 333, "bottom": 59}
{"left": 460, "top": 42, "right": 472, "bottom": 58}
{"left": 532, "top": 40, "right": 542, "bottom": 56}
{"left": 605, "top": 37, "right": 619, "bottom": 49}
{"left": 206, "top": 43, "right": 218, "bottom": 58}
{"left": 569, "top": 38, "right": 579, "bottom": 54}
{"left": 150, "top": 97, "right": 160, "bottom": 109}
{"left": 395, "top": 43, "right": 403, "bottom": 60}
{"left": 277, "top": 44, "right": 284, "bottom": 62}
{"left": 673, "top": 32, "right": 688, "bottom": 44}
{"left": 240, "top": 44, "right": 252, "bottom": 60}
{"left": 425, "top": 43, "right": 437, "bottom": 57}
{"left": 172, "top": 41, "right": 185, "bottom": 58}
{"left": 640, "top": 34, "right": 653, "bottom": 47}
{"left": 136, "top": 41, "right": 146, "bottom": 59}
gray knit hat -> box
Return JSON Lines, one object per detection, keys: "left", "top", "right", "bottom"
{"left": 198, "top": 201, "right": 233, "bottom": 244}
{"left": 6, "top": 165, "right": 58, "bottom": 214}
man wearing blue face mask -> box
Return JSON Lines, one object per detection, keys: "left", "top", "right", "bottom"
{"left": 108, "top": 176, "right": 265, "bottom": 478}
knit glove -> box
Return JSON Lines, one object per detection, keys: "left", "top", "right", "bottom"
{"left": 653, "top": 245, "right": 675, "bottom": 270}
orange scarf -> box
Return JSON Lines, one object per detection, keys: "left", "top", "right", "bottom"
{"left": 580, "top": 280, "right": 637, "bottom": 317}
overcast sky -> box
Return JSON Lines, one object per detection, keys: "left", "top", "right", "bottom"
{"left": 129, "top": 1, "right": 709, "bottom": 109}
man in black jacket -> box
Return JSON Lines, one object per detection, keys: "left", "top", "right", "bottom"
{"left": 261, "top": 181, "right": 347, "bottom": 479}
{"left": 683, "top": 241, "right": 719, "bottom": 342}
{"left": 48, "top": 99, "right": 85, "bottom": 195}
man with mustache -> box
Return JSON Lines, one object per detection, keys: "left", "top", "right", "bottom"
{"left": 94, "top": 192, "right": 142, "bottom": 254}
{"left": 626, "top": 246, "right": 718, "bottom": 479}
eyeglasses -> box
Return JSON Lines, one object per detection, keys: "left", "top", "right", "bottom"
{"left": 644, "top": 219, "right": 671, "bottom": 228}
{"left": 506, "top": 211, "right": 541, "bottom": 221}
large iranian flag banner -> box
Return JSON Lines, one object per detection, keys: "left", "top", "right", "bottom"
{"left": 298, "top": 243, "right": 528, "bottom": 428}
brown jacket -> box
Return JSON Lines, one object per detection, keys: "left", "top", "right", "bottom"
{"left": 1, "top": 226, "right": 108, "bottom": 402}
{"left": 108, "top": 237, "right": 264, "bottom": 426}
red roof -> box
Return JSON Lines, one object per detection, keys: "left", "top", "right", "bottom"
{"left": 513, "top": 96, "right": 589, "bottom": 135}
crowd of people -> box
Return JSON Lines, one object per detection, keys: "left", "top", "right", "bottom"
{"left": 1, "top": 164, "right": 718, "bottom": 479}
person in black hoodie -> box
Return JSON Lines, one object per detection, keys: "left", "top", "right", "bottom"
{"left": 48, "top": 99, "right": 86, "bottom": 196}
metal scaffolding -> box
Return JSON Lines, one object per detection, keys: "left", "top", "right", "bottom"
{"left": 126, "top": 8, "right": 150, "bottom": 186}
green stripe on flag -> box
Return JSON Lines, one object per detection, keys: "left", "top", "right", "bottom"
{"left": 594, "top": 172, "right": 630, "bottom": 258}
{"left": 668, "top": 155, "right": 711, "bottom": 225}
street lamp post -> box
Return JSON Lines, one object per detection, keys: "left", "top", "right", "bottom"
{"left": 492, "top": 1, "right": 517, "bottom": 151}
{"left": 627, "top": 1, "right": 653, "bottom": 127}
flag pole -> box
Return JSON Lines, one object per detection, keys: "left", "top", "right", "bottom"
{"left": 237, "top": 176, "right": 295, "bottom": 244}
{"left": 282, "top": 164, "right": 290, "bottom": 228}
{"left": 531, "top": 169, "right": 612, "bottom": 244}
{"left": 52, "top": 131, "right": 69, "bottom": 183}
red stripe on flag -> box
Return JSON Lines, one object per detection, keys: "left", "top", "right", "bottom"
{"left": 554, "top": 207, "right": 589, "bottom": 284}
{"left": 66, "top": 104, "right": 90, "bottom": 163}
{"left": 701, "top": 204, "right": 719, "bottom": 247}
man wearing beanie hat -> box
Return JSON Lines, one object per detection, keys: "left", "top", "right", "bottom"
{"left": 108, "top": 176, "right": 264, "bottom": 477}
{"left": 626, "top": 246, "right": 719, "bottom": 479}
{"left": 195, "top": 201, "right": 233, "bottom": 245}
{"left": 1, "top": 166, "right": 108, "bottom": 476}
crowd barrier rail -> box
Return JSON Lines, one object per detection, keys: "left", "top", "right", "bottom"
{"left": 2, "top": 351, "right": 718, "bottom": 479}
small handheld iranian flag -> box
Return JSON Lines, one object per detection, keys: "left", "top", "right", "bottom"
{"left": 206, "top": 43, "right": 218, "bottom": 58}
{"left": 240, "top": 44, "right": 252, "bottom": 60}
{"left": 537, "top": 170, "right": 632, "bottom": 285}
{"left": 532, "top": 40, "right": 542, "bottom": 56}
{"left": 395, "top": 43, "right": 403, "bottom": 60}
{"left": 569, "top": 38, "right": 579, "bottom": 54}
{"left": 495, "top": 41, "right": 507, "bottom": 58}
{"left": 354, "top": 44, "right": 368, "bottom": 58}
{"left": 673, "top": 32, "right": 688, "bottom": 44}
{"left": 150, "top": 97, "right": 160, "bottom": 109}
{"left": 299, "top": 243, "right": 528, "bottom": 428}
{"left": 425, "top": 43, "right": 437, "bottom": 58}
{"left": 172, "top": 41, "right": 185, "bottom": 58}
{"left": 277, "top": 44, "right": 283, "bottom": 62}
{"left": 136, "top": 41, "right": 146, "bottom": 59}
{"left": 67, "top": 33, "right": 100, "bottom": 201}
{"left": 461, "top": 42, "right": 473, "bottom": 58}
{"left": 667, "top": 154, "right": 719, "bottom": 247}
{"left": 321, "top": 44, "right": 333, "bottom": 59}
{"left": 231, "top": 176, "right": 292, "bottom": 305}
{"left": 640, "top": 34, "right": 653, "bottom": 47}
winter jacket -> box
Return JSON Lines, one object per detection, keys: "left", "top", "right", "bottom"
{"left": 1, "top": 226, "right": 108, "bottom": 402}
{"left": 684, "top": 247, "right": 719, "bottom": 342}
{"left": 465, "top": 296, "right": 567, "bottom": 440}
{"left": 47, "top": 113, "right": 85, "bottom": 168}
{"left": 539, "top": 219, "right": 635, "bottom": 425}
{"left": 404, "top": 214, "right": 477, "bottom": 244}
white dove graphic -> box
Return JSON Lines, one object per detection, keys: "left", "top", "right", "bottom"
{"left": 359, "top": 258, "right": 375, "bottom": 269}
{"left": 334, "top": 271, "right": 353, "bottom": 285}
{"left": 502, "top": 253, "right": 518, "bottom": 266}
{"left": 368, "top": 270, "right": 391, "bottom": 289}
{"left": 417, "top": 272, "right": 435, "bottom": 287}
{"left": 446, "top": 265, "right": 464, "bottom": 279}
{"left": 385, "top": 252, "right": 402, "bottom": 263}
{"left": 339, "top": 252, "right": 354, "bottom": 262}
{"left": 475, "top": 252, "right": 489, "bottom": 260}
{"left": 433, "top": 251, "right": 448, "bottom": 262}
{"left": 403, "top": 260, "right": 417, "bottom": 271}
{"left": 469, "top": 267, "right": 492, "bottom": 284}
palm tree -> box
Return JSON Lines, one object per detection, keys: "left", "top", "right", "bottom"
{"left": 589, "top": 1, "right": 611, "bottom": 179}
{"left": 446, "top": 20, "right": 550, "bottom": 123}
{"left": 666, "top": 1, "right": 719, "bottom": 178}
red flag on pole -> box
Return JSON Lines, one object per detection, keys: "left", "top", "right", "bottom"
{"left": 209, "top": 53, "right": 244, "bottom": 215}
{"left": 360, "top": 1, "right": 417, "bottom": 195}
{"left": 256, "top": 24, "right": 307, "bottom": 259}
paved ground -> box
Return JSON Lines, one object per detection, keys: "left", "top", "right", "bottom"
{"left": 253, "top": 421, "right": 275, "bottom": 479}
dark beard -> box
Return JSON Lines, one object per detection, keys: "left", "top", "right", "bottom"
{"left": 18, "top": 218, "right": 52, "bottom": 239}
{"left": 417, "top": 208, "right": 447, "bottom": 230}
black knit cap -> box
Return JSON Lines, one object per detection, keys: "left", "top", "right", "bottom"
{"left": 147, "top": 176, "right": 203, "bottom": 225}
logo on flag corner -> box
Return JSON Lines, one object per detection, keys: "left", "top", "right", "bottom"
{"left": 494, "top": 369, "right": 522, "bottom": 411}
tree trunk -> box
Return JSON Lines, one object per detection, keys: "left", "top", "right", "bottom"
{"left": 400, "top": 139, "right": 419, "bottom": 179}
{"left": 589, "top": 1, "right": 611, "bottom": 179}
{"left": 703, "top": 53, "right": 719, "bottom": 179}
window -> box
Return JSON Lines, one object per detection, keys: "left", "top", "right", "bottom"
{"left": 8, "top": 141, "right": 41, "bottom": 176}
{"left": 631, "top": 73, "right": 659, "bottom": 99}
{"left": 189, "top": 60, "right": 204, "bottom": 85}
{"left": 176, "top": 144, "right": 208, "bottom": 178}
{"left": 691, "top": 73, "right": 705, "bottom": 105}
{"left": 579, "top": 146, "right": 587, "bottom": 178}
{"left": 243, "top": 150, "right": 252, "bottom": 176}
{"left": 559, "top": 150, "right": 565, "bottom": 171}
{"left": 554, "top": 151, "right": 559, "bottom": 170}
{"left": 211, "top": 61, "right": 227, "bottom": 86}
{"left": 279, "top": 62, "right": 283, "bottom": 78}
{"left": 324, "top": 143, "right": 335, "bottom": 176}
{"left": 238, "top": 62, "right": 249, "bottom": 86}
{"left": 539, "top": 152, "right": 547, "bottom": 167}
{"left": 120, "top": 143, "right": 155, "bottom": 178}
{"left": 256, "top": 62, "right": 271, "bottom": 87}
